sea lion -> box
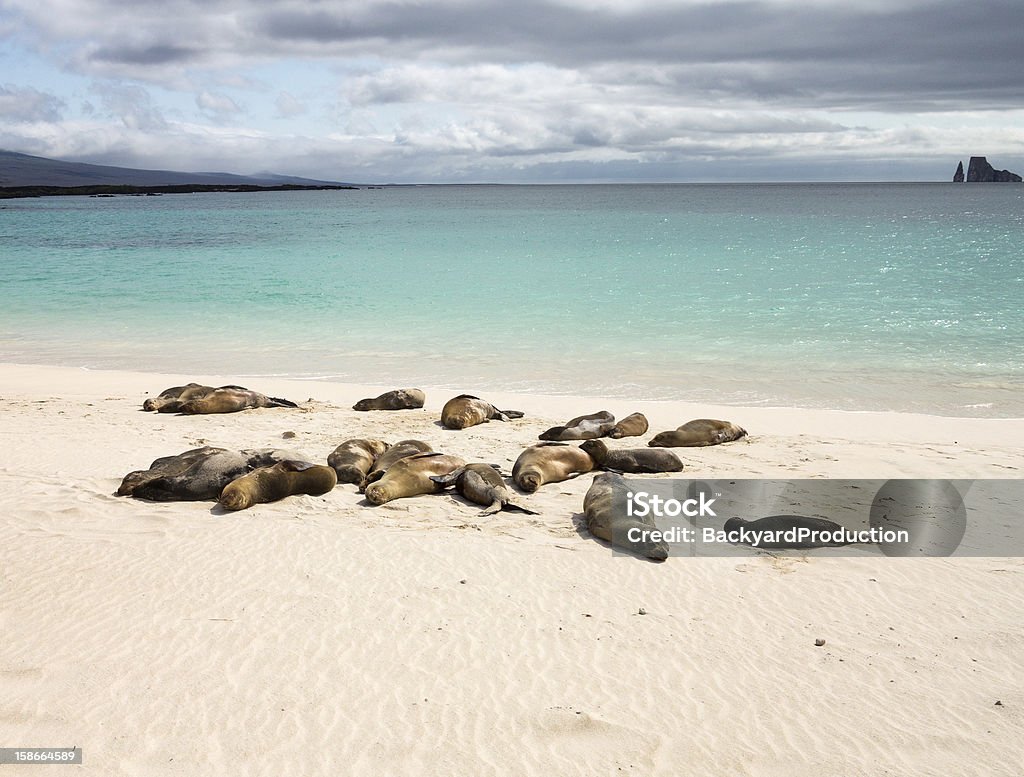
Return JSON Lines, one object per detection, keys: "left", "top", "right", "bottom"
{"left": 512, "top": 442, "right": 594, "bottom": 493}
{"left": 441, "top": 394, "right": 524, "bottom": 430}
{"left": 431, "top": 463, "right": 539, "bottom": 515}
{"left": 178, "top": 386, "right": 299, "bottom": 414}
{"left": 218, "top": 460, "right": 337, "bottom": 510}
{"left": 584, "top": 472, "right": 669, "bottom": 560}
{"left": 142, "top": 383, "right": 217, "bottom": 412}
{"left": 606, "top": 412, "right": 649, "bottom": 439}
{"left": 538, "top": 410, "right": 616, "bottom": 441}
{"left": 117, "top": 447, "right": 304, "bottom": 501}
{"left": 352, "top": 388, "right": 425, "bottom": 411}
{"left": 580, "top": 439, "right": 684, "bottom": 474}
{"left": 361, "top": 439, "right": 433, "bottom": 489}
{"left": 364, "top": 452, "right": 467, "bottom": 505}
{"left": 327, "top": 438, "right": 390, "bottom": 485}
{"left": 723, "top": 516, "right": 853, "bottom": 549}
{"left": 648, "top": 419, "right": 747, "bottom": 447}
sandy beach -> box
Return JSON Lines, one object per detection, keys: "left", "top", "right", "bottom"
{"left": 1, "top": 361, "right": 1022, "bottom": 776}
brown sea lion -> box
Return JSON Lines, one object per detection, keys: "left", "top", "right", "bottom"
{"left": 512, "top": 442, "right": 594, "bottom": 493}
{"left": 441, "top": 394, "right": 524, "bottom": 430}
{"left": 648, "top": 419, "right": 747, "bottom": 447}
{"left": 218, "top": 460, "right": 338, "bottom": 510}
{"left": 352, "top": 388, "right": 425, "bottom": 411}
{"left": 580, "top": 439, "right": 684, "bottom": 474}
{"left": 327, "top": 438, "right": 390, "bottom": 485}
{"left": 142, "top": 383, "right": 217, "bottom": 412}
{"left": 584, "top": 472, "right": 669, "bottom": 560}
{"left": 431, "top": 463, "right": 539, "bottom": 515}
{"left": 606, "top": 412, "right": 649, "bottom": 439}
{"left": 178, "top": 386, "right": 299, "bottom": 414}
{"left": 722, "top": 516, "right": 853, "bottom": 549}
{"left": 116, "top": 447, "right": 304, "bottom": 501}
{"left": 361, "top": 439, "right": 434, "bottom": 489}
{"left": 538, "top": 410, "right": 616, "bottom": 441}
{"left": 364, "top": 452, "right": 466, "bottom": 505}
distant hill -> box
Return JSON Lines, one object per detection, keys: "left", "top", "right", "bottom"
{"left": 0, "top": 150, "right": 350, "bottom": 188}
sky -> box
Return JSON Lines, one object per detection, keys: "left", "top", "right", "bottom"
{"left": 1, "top": 0, "right": 1023, "bottom": 183}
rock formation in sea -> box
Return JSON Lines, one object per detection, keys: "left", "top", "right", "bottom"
{"left": 964, "top": 156, "right": 1022, "bottom": 183}
{"left": 953, "top": 161, "right": 964, "bottom": 182}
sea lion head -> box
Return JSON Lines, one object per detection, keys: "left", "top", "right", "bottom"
{"left": 218, "top": 480, "right": 253, "bottom": 511}
{"left": 364, "top": 482, "right": 391, "bottom": 505}
{"left": 723, "top": 517, "right": 747, "bottom": 534}
{"left": 517, "top": 470, "right": 542, "bottom": 493}
{"left": 647, "top": 432, "right": 675, "bottom": 447}
{"left": 352, "top": 398, "right": 375, "bottom": 411}
{"left": 579, "top": 439, "right": 608, "bottom": 464}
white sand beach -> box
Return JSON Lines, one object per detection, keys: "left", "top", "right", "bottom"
{"left": 1, "top": 362, "right": 1022, "bottom": 776}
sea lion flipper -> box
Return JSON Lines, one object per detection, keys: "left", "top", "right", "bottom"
{"left": 281, "top": 460, "right": 316, "bottom": 472}
{"left": 430, "top": 469, "right": 463, "bottom": 489}
{"left": 266, "top": 396, "right": 299, "bottom": 408}
{"left": 500, "top": 409, "right": 525, "bottom": 419}
{"left": 500, "top": 502, "right": 539, "bottom": 516}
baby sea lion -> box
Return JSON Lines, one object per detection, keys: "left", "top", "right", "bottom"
{"left": 441, "top": 394, "right": 525, "bottom": 430}
{"left": 178, "top": 386, "right": 299, "bottom": 414}
{"left": 364, "top": 452, "right": 467, "bottom": 505}
{"left": 352, "top": 388, "right": 425, "bottom": 411}
{"left": 584, "top": 472, "right": 669, "bottom": 561}
{"left": 723, "top": 516, "right": 853, "bottom": 549}
{"left": 218, "top": 460, "right": 338, "bottom": 511}
{"left": 116, "top": 447, "right": 304, "bottom": 501}
{"left": 142, "top": 383, "right": 217, "bottom": 412}
{"left": 512, "top": 442, "right": 594, "bottom": 493}
{"left": 538, "top": 410, "right": 616, "bottom": 441}
{"left": 648, "top": 418, "right": 747, "bottom": 447}
{"left": 361, "top": 439, "right": 433, "bottom": 489}
{"left": 606, "top": 412, "right": 649, "bottom": 439}
{"left": 431, "top": 463, "right": 539, "bottom": 516}
{"left": 327, "top": 438, "right": 390, "bottom": 485}
{"left": 580, "top": 439, "right": 684, "bottom": 474}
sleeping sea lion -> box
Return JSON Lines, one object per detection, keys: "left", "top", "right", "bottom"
{"left": 218, "top": 460, "right": 337, "bottom": 510}
{"left": 361, "top": 439, "right": 433, "bottom": 489}
{"left": 584, "top": 472, "right": 669, "bottom": 560}
{"left": 178, "top": 386, "right": 299, "bottom": 414}
{"left": 648, "top": 419, "right": 747, "bottom": 447}
{"left": 143, "top": 383, "right": 216, "bottom": 412}
{"left": 352, "top": 388, "right": 426, "bottom": 411}
{"left": 364, "top": 452, "right": 466, "bottom": 505}
{"left": 580, "top": 439, "right": 684, "bottom": 474}
{"left": 328, "top": 438, "right": 390, "bottom": 485}
{"left": 538, "top": 410, "right": 616, "bottom": 441}
{"left": 606, "top": 412, "right": 649, "bottom": 439}
{"left": 723, "top": 516, "right": 853, "bottom": 549}
{"left": 431, "top": 463, "right": 538, "bottom": 515}
{"left": 512, "top": 442, "right": 594, "bottom": 493}
{"left": 116, "top": 447, "right": 304, "bottom": 501}
{"left": 441, "top": 394, "right": 524, "bottom": 430}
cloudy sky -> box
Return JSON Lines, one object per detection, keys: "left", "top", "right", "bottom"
{"left": 1, "top": 0, "right": 1022, "bottom": 182}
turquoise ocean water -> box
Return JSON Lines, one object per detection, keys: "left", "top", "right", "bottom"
{"left": 2, "top": 184, "right": 1022, "bottom": 416}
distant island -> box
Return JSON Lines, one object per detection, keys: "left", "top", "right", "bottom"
{"left": 0, "top": 149, "right": 358, "bottom": 198}
{"left": 953, "top": 156, "right": 1022, "bottom": 183}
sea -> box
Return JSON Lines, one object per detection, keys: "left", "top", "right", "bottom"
{"left": 2, "top": 183, "right": 1022, "bottom": 417}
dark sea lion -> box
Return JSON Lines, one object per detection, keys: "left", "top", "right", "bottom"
{"left": 584, "top": 472, "right": 669, "bottom": 560}
{"left": 116, "top": 447, "right": 304, "bottom": 501}
{"left": 580, "top": 439, "right": 684, "bottom": 474}
{"left": 352, "top": 388, "right": 426, "bottom": 411}
{"left": 218, "top": 460, "right": 338, "bottom": 510}
{"left": 441, "top": 394, "right": 525, "bottom": 430}
{"left": 538, "top": 410, "right": 616, "bottom": 441}
{"left": 361, "top": 439, "right": 433, "bottom": 489}
{"left": 648, "top": 419, "right": 747, "bottom": 447}
{"left": 327, "top": 438, "right": 390, "bottom": 485}
{"left": 431, "top": 463, "right": 539, "bottom": 515}
{"left": 143, "top": 383, "right": 216, "bottom": 412}
{"left": 723, "top": 516, "right": 853, "bottom": 549}
{"left": 606, "top": 412, "right": 649, "bottom": 439}
{"left": 512, "top": 442, "right": 594, "bottom": 493}
{"left": 178, "top": 386, "right": 299, "bottom": 414}
{"left": 364, "top": 452, "right": 467, "bottom": 505}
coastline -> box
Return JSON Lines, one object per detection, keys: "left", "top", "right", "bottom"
{"left": 2, "top": 361, "right": 1022, "bottom": 775}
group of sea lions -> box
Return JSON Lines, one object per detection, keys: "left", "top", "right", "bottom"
{"left": 123, "top": 383, "right": 752, "bottom": 558}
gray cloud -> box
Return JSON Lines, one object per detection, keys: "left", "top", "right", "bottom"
{"left": 0, "top": 83, "right": 65, "bottom": 122}
{"left": 89, "top": 43, "right": 200, "bottom": 66}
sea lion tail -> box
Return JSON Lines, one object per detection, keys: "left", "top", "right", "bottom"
{"left": 267, "top": 396, "right": 299, "bottom": 409}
